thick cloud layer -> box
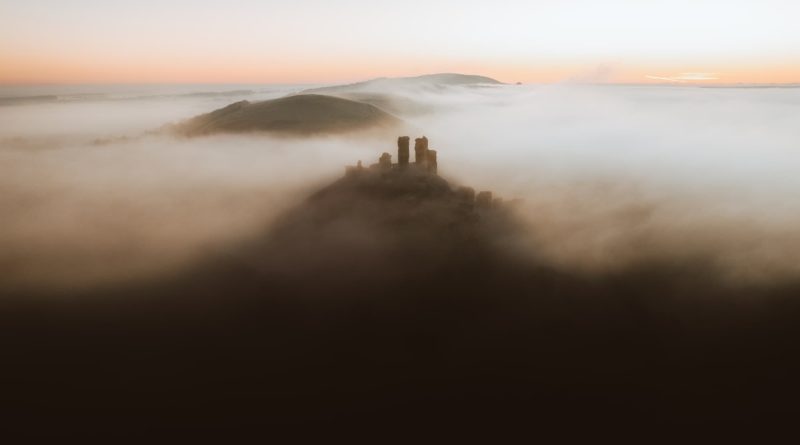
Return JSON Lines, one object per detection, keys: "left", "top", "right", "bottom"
{"left": 2, "top": 83, "right": 800, "bottom": 293}
{"left": 4, "top": 83, "right": 800, "bottom": 439}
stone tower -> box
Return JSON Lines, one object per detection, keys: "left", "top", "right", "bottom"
{"left": 414, "top": 136, "right": 429, "bottom": 166}
{"left": 379, "top": 152, "right": 392, "bottom": 169}
{"left": 427, "top": 149, "right": 438, "bottom": 174}
{"left": 397, "top": 136, "right": 410, "bottom": 167}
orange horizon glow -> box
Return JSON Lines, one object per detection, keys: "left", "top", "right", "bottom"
{"left": 2, "top": 55, "right": 799, "bottom": 85}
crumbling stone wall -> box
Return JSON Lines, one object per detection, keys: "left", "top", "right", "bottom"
{"left": 379, "top": 152, "right": 392, "bottom": 169}
{"left": 476, "top": 191, "right": 493, "bottom": 209}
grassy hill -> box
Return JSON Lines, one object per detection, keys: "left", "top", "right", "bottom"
{"left": 298, "top": 73, "right": 503, "bottom": 117}
{"left": 303, "top": 73, "right": 502, "bottom": 95}
{"left": 172, "top": 94, "right": 403, "bottom": 137}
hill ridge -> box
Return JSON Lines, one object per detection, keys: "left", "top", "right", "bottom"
{"left": 171, "top": 93, "right": 403, "bottom": 137}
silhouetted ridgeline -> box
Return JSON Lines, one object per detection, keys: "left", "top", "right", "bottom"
{"left": 299, "top": 73, "right": 503, "bottom": 117}
{"left": 3, "top": 137, "right": 800, "bottom": 440}
{"left": 170, "top": 94, "right": 403, "bottom": 137}
{"left": 301, "top": 73, "right": 503, "bottom": 95}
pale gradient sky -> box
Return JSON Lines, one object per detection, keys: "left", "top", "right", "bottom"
{"left": 1, "top": 0, "right": 799, "bottom": 84}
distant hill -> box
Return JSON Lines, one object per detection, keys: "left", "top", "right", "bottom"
{"left": 295, "top": 73, "right": 502, "bottom": 117}
{"left": 303, "top": 73, "right": 503, "bottom": 96}
{"left": 171, "top": 94, "right": 403, "bottom": 137}
{"left": 324, "top": 91, "right": 435, "bottom": 117}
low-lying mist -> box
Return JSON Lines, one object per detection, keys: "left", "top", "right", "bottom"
{"left": 2, "top": 83, "right": 800, "bottom": 293}
{"left": 5, "top": 82, "right": 800, "bottom": 438}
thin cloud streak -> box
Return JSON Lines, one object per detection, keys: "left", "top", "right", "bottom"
{"left": 646, "top": 73, "right": 720, "bottom": 83}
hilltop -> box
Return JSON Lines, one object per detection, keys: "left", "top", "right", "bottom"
{"left": 253, "top": 136, "right": 518, "bottom": 285}
{"left": 169, "top": 74, "right": 502, "bottom": 137}
{"left": 303, "top": 73, "right": 503, "bottom": 95}
{"left": 170, "top": 93, "right": 404, "bottom": 137}
{"left": 300, "top": 73, "right": 503, "bottom": 115}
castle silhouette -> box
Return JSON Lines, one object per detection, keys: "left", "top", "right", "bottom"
{"left": 346, "top": 136, "right": 437, "bottom": 175}
{"left": 346, "top": 136, "right": 503, "bottom": 210}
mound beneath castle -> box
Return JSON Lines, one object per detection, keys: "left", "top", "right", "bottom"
{"left": 170, "top": 94, "right": 404, "bottom": 137}
{"left": 240, "top": 161, "right": 523, "bottom": 291}
{"left": 184, "top": 135, "right": 527, "bottom": 294}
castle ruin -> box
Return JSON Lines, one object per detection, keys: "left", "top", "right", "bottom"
{"left": 412, "top": 137, "right": 438, "bottom": 174}
{"left": 345, "top": 136, "right": 502, "bottom": 210}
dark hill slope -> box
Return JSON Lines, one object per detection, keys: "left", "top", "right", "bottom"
{"left": 4, "top": 149, "right": 800, "bottom": 439}
{"left": 172, "top": 94, "right": 403, "bottom": 136}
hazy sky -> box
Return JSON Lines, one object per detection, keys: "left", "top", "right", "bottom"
{"left": 1, "top": 0, "right": 799, "bottom": 84}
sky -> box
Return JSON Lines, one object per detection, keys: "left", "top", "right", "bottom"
{"left": 1, "top": 0, "right": 799, "bottom": 85}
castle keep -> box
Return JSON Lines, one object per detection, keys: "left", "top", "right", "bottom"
{"left": 345, "top": 136, "right": 510, "bottom": 211}
{"left": 347, "top": 135, "right": 439, "bottom": 176}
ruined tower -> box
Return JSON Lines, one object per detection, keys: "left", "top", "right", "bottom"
{"left": 476, "top": 191, "right": 493, "bottom": 209}
{"left": 414, "top": 136, "right": 429, "bottom": 166}
{"left": 397, "top": 136, "right": 410, "bottom": 167}
{"left": 379, "top": 152, "right": 392, "bottom": 169}
{"left": 348, "top": 136, "right": 439, "bottom": 176}
{"left": 427, "top": 149, "right": 438, "bottom": 174}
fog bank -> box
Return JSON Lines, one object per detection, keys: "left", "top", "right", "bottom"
{"left": 2, "top": 83, "right": 800, "bottom": 292}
